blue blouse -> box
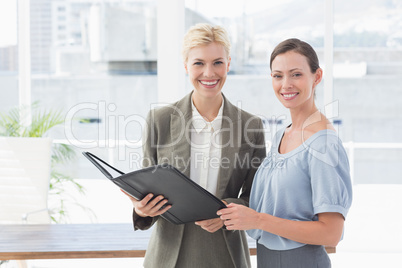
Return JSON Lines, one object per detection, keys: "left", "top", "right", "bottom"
{"left": 247, "top": 128, "right": 353, "bottom": 250}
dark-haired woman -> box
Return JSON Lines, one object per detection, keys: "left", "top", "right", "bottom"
{"left": 218, "top": 38, "right": 353, "bottom": 267}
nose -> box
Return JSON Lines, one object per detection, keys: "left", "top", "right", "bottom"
{"left": 282, "top": 75, "right": 293, "bottom": 90}
{"left": 203, "top": 64, "right": 215, "bottom": 78}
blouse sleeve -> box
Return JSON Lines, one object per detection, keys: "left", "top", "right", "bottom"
{"left": 308, "top": 134, "right": 353, "bottom": 219}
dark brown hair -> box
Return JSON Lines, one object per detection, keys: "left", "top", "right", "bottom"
{"left": 270, "top": 38, "right": 320, "bottom": 73}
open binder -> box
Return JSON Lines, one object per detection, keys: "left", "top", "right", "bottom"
{"left": 82, "top": 152, "right": 226, "bottom": 225}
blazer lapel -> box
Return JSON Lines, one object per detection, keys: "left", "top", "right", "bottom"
{"left": 170, "top": 94, "right": 192, "bottom": 177}
{"left": 169, "top": 93, "right": 242, "bottom": 197}
{"left": 216, "top": 96, "right": 242, "bottom": 198}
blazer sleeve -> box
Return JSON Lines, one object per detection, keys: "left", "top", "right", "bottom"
{"left": 132, "top": 110, "right": 160, "bottom": 230}
{"left": 223, "top": 117, "right": 266, "bottom": 206}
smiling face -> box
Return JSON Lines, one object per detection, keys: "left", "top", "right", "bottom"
{"left": 184, "top": 42, "right": 231, "bottom": 101}
{"left": 271, "top": 51, "right": 322, "bottom": 110}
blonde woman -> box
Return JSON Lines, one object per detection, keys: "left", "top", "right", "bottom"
{"left": 123, "top": 23, "right": 266, "bottom": 268}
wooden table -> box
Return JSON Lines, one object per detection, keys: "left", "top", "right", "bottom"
{"left": 0, "top": 223, "right": 335, "bottom": 261}
{"left": 0, "top": 223, "right": 149, "bottom": 260}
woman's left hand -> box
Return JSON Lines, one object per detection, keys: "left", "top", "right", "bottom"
{"left": 195, "top": 218, "right": 225, "bottom": 233}
{"left": 217, "top": 203, "right": 260, "bottom": 230}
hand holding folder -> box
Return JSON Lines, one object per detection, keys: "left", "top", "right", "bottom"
{"left": 82, "top": 152, "right": 227, "bottom": 225}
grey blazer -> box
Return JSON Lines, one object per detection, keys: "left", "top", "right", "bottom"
{"left": 133, "top": 92, "right": 266, "bottom": 268}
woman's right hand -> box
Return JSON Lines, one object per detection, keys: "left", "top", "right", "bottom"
{"left": 121, "top": 190, "right": 171, "bottom": 218}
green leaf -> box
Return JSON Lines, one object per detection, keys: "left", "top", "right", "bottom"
{"left": 0, "top": 102, "right": 96, "bottom": 223}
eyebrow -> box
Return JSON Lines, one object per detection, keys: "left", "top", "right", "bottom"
{"left": 192, "top": 57, "right": 224, "bottom": 62}
{"left": 272, "top": 68, "right": 303, "bottom": 73}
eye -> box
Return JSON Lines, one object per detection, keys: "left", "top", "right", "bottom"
{"left": 292, "top": 73, "right": 302, "bottom": 77}
{"left": 272, "top": 74, "right": 282, "bottom": 79}
{"left": 214, "top": 61, "right": 224, "bottom": 65}
{"left": 193, "top": 62, "right": 203, "bottom": 66}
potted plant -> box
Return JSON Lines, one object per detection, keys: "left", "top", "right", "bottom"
{"left": 0, "top": 102, "right": 92, "bottom": 223}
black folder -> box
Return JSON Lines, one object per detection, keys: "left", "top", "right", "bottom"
{"left": 82, "top": 152, "right": 226, "bottom": 225}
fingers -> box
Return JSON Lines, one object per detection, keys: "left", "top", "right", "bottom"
{"left": 220, "top": 216, "right": 240, "bottom": 230}
{"left": 156, "top": 203, "right": 172, "bottom": 215}
{"left": 216, "top": 203, "right": 244, "bottom": 230}
{"left": 205, "top": 222, "right": 222, "bottom": 233}
{"left": 217, "top": 203, "right": 237, "bottom": 218}
{"left": 121, "top": 190, "right": 172, "bottom": 218}
{"left": 146, "top": 195, "right": 170, "bottom": 216}
{"left": 195, "top": 218, "right": 224, "bottom": 233}
{"left": 138, "top": 194, "right": 155, "bottom": 207}
{"left": 120, "top": 189, "right": 138, "bottom": 202}
{"left": 135, "top": 194, "right": 171, "bottom": 217}
{"left": 195, "top": 219, "right": 213, "bottom": 227}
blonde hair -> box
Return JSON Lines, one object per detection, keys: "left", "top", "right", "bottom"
{"left": 182, "top": 23, "right": 231, "bottom": 63}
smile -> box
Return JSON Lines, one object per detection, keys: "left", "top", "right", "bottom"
{"left": 281, "top": 93, "right": 298, "bottom": 100}
{"left": 200, "top": 80, "right": 219, "bottom": 86}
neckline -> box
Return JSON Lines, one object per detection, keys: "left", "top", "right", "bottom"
{"left": 276, "top": 127, "right": 337, "bottom": 158}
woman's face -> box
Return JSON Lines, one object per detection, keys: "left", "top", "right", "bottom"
{"left": 185, "top": 42, "right": 230, "bottom": 100}
{"left": 271, "top": 51, "right": 322, "bottom": 110}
